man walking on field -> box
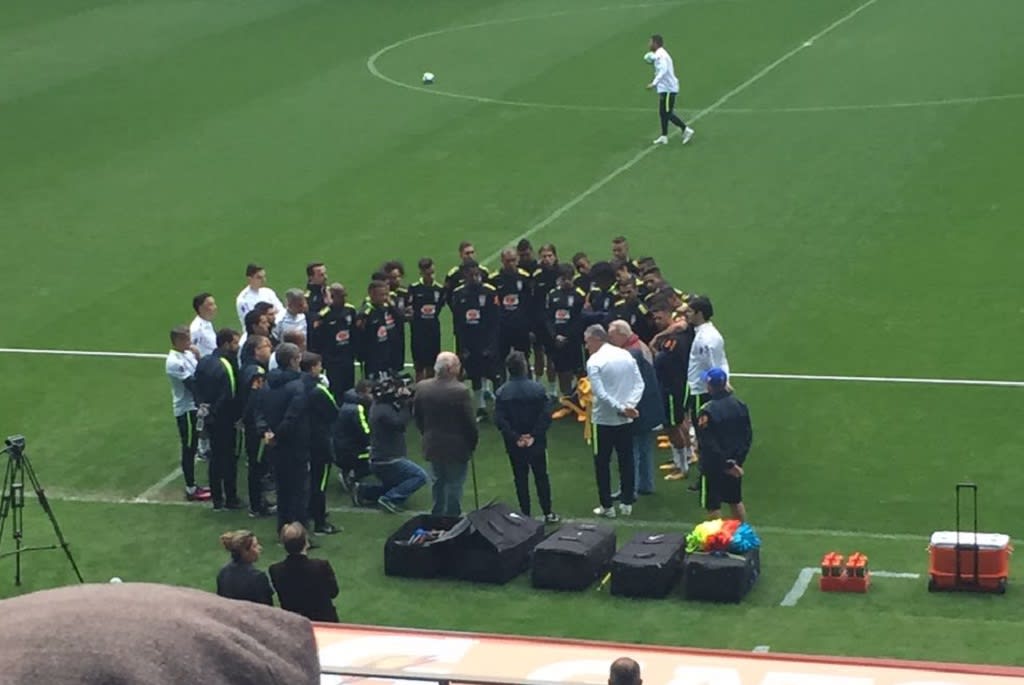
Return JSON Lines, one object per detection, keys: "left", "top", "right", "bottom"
{"left": 646, "top": 34, "right": 695, "bottom": 145}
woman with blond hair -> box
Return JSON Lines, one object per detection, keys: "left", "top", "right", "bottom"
{"left": 216, "top": 529, "right": 274, "bottom": 606}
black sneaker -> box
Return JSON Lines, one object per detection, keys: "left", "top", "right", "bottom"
{"left": 225, "top": 499, "right": 247, "bottom": 511}
{"left": 315, "top": 522, "right": 342, "bottom": 535}
{"left": 212, "top": 503, "right": 226, "bottom": 512}
{"left": 544, "top": 512, "right": 561, "bottom": 524}
{"left": 377, "top": 496, "right": 402, "bottom": 513}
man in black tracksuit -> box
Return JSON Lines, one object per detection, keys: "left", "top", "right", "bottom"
{"left": 494, "top": 352, "right": 558, "bottom": 522}
{"left": 545, "top": 264, "right": 586, "bottom": 397}
{"left": 194, "top": 328, "right": 243, "bottom": 511}
{"left": 256, "top": 343, "right": 311, "bottom": 532}
{"left": 408, "top": 258, "right": 445, "bottom": 381}
{"left": 695, "top": 367, "right": 752, "bottom": 522}
{"left": 490, "top": 249, "right": 533, "bottom": 375}
{"left": 304, "top": 261, "right": 329, "bottom": 340}
{"left": 334, "top": 380, "right": 373, "bottom": 490}
{"left": 239, "top": 334, "right": 273, "bottom": 517}
{"left": 449, "top": 259, "right": 500, "bottom": 420}
{"left": 300, "top": 352, "right": 341, "bottom": 535}
{"left": 581, "top": 261, "right": 618, "bottom": 329}
{"left": 310, "top": 283, "right": 358, "bottom": 395}
{"left": 357, "top": 280, "right": 402, "bottom": 379}
{"left": 610, "top": 280, "right": 654, "bottom": 343}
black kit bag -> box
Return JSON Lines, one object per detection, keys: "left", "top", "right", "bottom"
{"left": 610, "top": 532, "right": 686, "bottom": 598}
{"left": 683, "top": 548, "right": 761, "bottom": 602}
{"left": 531, "top": 523, "right": 617, "bottom": 591}
{"left": 452, "top": 501, "right": 546, "bottom": 584}
{"left": 384, "top": 514, "right": 465, "bottom": 579}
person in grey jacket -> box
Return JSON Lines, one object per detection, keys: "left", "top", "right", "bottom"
{"left": 358, "top": 378, "right": 428, "bottom": 512}
{"left": 413, "top": 352, "right": 479, "bottom": 516}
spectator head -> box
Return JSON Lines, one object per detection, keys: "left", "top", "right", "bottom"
{"left": 306, "top": 261, "right": 327, "bottom": 285}
{"left": 609, "top": 658, "right": 642, "bottom": 685}
{"left": 539, "top": 243, "right": 558, "bottom": 267}
{"left": 556, "top": 263, "right": 575, "bottom": 289}
{"left": 192, "top": 292, "right": 217, "bottom": 320}
{"left": 590, "top": 261, "right": 617, "bottom": 290}
{"left": 517, "top": 238, "right": 535, "bottom": 262}
{"left": 328, "top": 283, "right": 347, "bottom": 307}
{"left": 583, "top": 324, "right": 609, "bottom": 354}
{"left": 460, "top": 259, "right": 482, "bottom": 285}
{"left": 285, "top": 288, "right": 308, "bottom": 314}
{"left": 607, "top": 320, "right": 633, "bottom": 347}
{"left": 244, "top": 335, "right": 273, "bottom": 365}
{"left": 275, "top": 342, "right": 302, "bottom": 371}
{"left": 216, "top": 328, "right": 241, "bottom": 353}
{"left": 368, "top": 280, "right": 390, "bottom": 306}
{"left": 572, "top": 252, "right": 591, "bottom": 275}
{"left": 434, "top": 351, "right": 462, "bottom": 380}
{"left": 687, "top": 295, "right": 713, "bottom": 324}
{"left": 169, "top": 325, "right": 190, "bottom": 351}
{"left": 283, "top": 330, "right": 306, "bottom": 351}
{"left": 280, "top": 522, "right": 310, "bottom": 555}
{"left": 611, "top": 236, "right": 630, "bottom": 261}
{"left": 299, "top": 351, "right": 322, "bottom": 376}
{"left": 458, "top": 241, "right": 476, "bottom": 261}
{"left": 220, "top": 529, "right": 261, "bottom": 563}
{"left": 506, "top": 351, "right": 528, "bottom": 378}
{"left": 245, "top": 263, "right": 266, "bottom": 288}
{"left": 418, "top": 257, "right": 435, "bottom": 282}
{"left": 500, "top": 248, "right": 519, "bottom": 271}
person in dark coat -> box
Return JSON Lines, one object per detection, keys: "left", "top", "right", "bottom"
{"left": 413, "top": 351, "right": 479, "bottom": 516}
{"left": 216, "top": 529, "right": 274, "bottom": 606}
{"left": 494, "top": 351, "right": 559, "bottom": 522}
{"left": 269, "top": 523, "right": 340, "bottom": 623}
{"left": 695, "top": 367, "right": 752, "bottom": 521}
{"left": 609, "top": 320, "right": 665, "bottom": 495}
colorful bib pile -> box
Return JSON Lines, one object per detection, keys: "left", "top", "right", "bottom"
{"left": 685, "top": 519, "right": 760, "bottom": 554}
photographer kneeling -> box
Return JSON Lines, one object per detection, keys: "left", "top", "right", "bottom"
{"left": 354, "top": 377, "right": 428, "bottom": 513}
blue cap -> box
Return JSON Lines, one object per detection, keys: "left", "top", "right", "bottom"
{"left": 702, "top": 367, "right": 728, "bottom": 387}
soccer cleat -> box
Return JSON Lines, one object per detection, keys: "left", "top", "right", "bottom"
{"left": 618, "top": 503, "right": 633, "bottom": 517}
{"left": 592, "top": 506, "right": 617, "bottom": 518}
{"left": 653, "top": 135, "right": 669, "bottom": 145}
{"left": 681, "top": 126, "right": 695, "bottom": 144}
{"left": 378, "top": 497, "right": 402, "bottom": 514}
{"left": 544, "top": 512, "right": 562, "bottom": 524}
{"left": 664, "top": 471, "right": 686, "bottom": 481}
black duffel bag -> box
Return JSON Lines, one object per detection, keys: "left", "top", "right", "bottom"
{"left": 532, "top": 523, "right": 616, "bottom": 591}
{"left": 610, "top": 532, "right": 686, "bottom": 598}
{"left": 683, "top": 548, "right": 760, "bottom": 602}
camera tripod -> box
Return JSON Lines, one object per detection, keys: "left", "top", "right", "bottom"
{"left": 0, "top": 435, "right": 83, "bottom": 586}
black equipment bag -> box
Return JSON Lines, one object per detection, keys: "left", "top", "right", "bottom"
{"left": 683, "top": 548, "right": 760, "bottom": 602}
{"left": 384, "top": 514, "right": 464, "bottom": 579}
{"left": 610, "top": 532, "right": 686, "bottom": 598}
{"left": 531, "top": 523, "right": 616, "bottom": 591}
{"left": 452, "top": 501, "right": 546, "bottom": 584}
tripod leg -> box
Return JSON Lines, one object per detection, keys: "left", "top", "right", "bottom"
{"left": 23, "top": 456, "right": 85, "bottom": 583}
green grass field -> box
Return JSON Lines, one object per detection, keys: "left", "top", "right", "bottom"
{"left": 3, "top": 0, "right": 1024, "bottom": 668}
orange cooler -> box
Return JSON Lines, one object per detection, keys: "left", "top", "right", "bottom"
{"left": 927, "top": 483, "right": 1011, "bottom": 594}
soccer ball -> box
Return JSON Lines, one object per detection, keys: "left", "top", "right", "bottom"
{"left": 643, "top": 51, "right": 655, "bottom": 64}
{"left": 422, "top": 72, "right": 435, "bottom": 85}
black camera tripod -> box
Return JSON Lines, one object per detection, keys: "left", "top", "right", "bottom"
{"left": 0, "top": 435, "right": 83, "bottom": 586}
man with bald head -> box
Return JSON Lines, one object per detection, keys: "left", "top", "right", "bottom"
{"left": 311, "top": 283, "right": 358, "bottom": 395}
{"left": 413, "top": 352, "right": 479, "bottom": 515}
{"left": 609, "top": 658, "right": 642, "bottom": 685}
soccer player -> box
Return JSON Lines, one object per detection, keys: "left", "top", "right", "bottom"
{"left": 356, "top": 280, "right": 401, "bottom": 379}
{"left": 646, "top": 34, "right": 694, "bottom": 145}
{"left": 545, "top": 263, "right": 586, "bottom": 398}
{"left": 571, "top": 252, "right": 592, "bottom": 292}
{"left": 582, "top": 261, "right": 618, "bottom": 329}
{"left": 611, "top": 236, "right": 642, "bottom": 276}
{"left": 531, "top": 243, "right": 561, "bottom": 392}
{"left": 165, "top": 326, "right": 210, "bottom": 502}
{"left": 610, "top": 279, "right": 654, "bottom": 343}
{"left": 408, "top": 258, "right": 445, "bottom": 381}
{"left": 649, "top": 300, "right": 695, "bottom": 481}
{"left": 685, "top": 295, "right": 730, "bottom": 420}
{"left": 449, "top": 260, "right": 501, "bottom": 421}
{"left": 517, "top": 238, "right": 538, "bottom": 273}
{"left": 381, "top": 260, "right": 410, "bottom": 373}
{"left": 444, "top": 241, "right": 491, "bottom": 297}
{"left": 236, "top": 263, "right": 285, "bottom": 327}
{"left": 304, "top": 261, "right": 329, "bottom": 338}
{"left": 491, "top": 249, "right": 533, "bottom": 374}
{"left": 190, "top": 293, "right": 218, "bottom": 357}
{"left": 311, "top": 283, "right": 359, "bottom": 395}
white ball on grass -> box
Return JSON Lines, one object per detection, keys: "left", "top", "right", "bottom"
{"left": 109, "top": 577, "right": 123, "bottom": 584}
{"left": 422, "top": 72, "right": 435, "bottom": 84}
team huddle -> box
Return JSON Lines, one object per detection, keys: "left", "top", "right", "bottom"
{"left": 164, "top": 234, "right": 751, "bottom": 531}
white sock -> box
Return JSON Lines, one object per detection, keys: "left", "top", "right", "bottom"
{"left": 672, "top": 448, "right": 688, "bottom": 472}
{"left": 474, "top": 389, "right": 485, "bottom": 409}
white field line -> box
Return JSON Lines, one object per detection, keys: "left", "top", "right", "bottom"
{"left": 133, "top": 468, "right": 185, "bottom": 502}
{"left": 4, "top": 346, "right": 1022, "bottom": 389}
{"left": 42, "top": 490, "right": 932, "bottom": 542}
{"left": 752, "top": 646, "right": 771, "bottom": 653}
{"left": 480, "top": 0, "right": 882, "bottom": 267}
{"left": 780, "top": 566, "right": 921, "bottom": 606}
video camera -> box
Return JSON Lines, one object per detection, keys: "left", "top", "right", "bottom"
{"left": 4, "top": 435, "right": 26, "bottom": 456}
{"left": 371, "top": 374, "right": 415, "bottom": 402}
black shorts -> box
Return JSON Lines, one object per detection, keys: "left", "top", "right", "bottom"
{"left": 685, "top": 387, "right": 711, "bottom": 425}
{"left": 175, "top": 411, "right": 198, "bottom": 451}
{"left": 662, "top": 387, "right": 687, "bottom": 426}
{"left": 547, "top": 340, "right": 583, "bottom": 374}
{"left": 411, "top": 339, "right": 441, "bottom": 368}
{"left": 701, "top": 471, "right": 742, "bottom": 511}
{"left": 499, "top": 326, "right": 532, "bottom": 360}
{"left": 531, "top": 322, "right": 551, "bottom": 349}
{"left": 461, "top": 348, "right": 497, "bottom": 382}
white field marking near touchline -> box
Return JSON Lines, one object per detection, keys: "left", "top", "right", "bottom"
{"left": 5, "top": 346, "right": 1021, "bottom": 389}
{"left": 780, "top": 567, "right": 921, "bottom": 606}
{"left": 479, "top": 0, "right": 882, "bottom": 267}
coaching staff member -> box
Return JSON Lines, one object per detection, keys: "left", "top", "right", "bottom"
{"left": 413, "top": 352, "right": 479, "bottom": 516}
{"left": 584, "top": 324, "right": 644, "bottom": 518}
{"left": 194, "top": 328, "right": 243, "bottom": 511}
{"left": 258, "top": 343, "right": 312, "bottom": 531}
{"left": 269, "top": 523, "right": 340, "bottom": 623}
{"left": 494, "top": 352, "right": 559, "bottom": 523}
{"left": 695, "top": 367, "right": 752, "bottom": 522}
